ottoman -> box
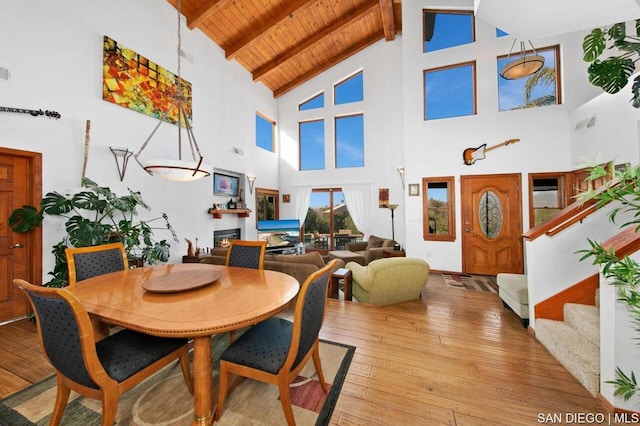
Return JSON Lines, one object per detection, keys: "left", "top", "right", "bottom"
{"left": 497, "top": 273, "right": 529, "bottom": 328}
{"left": 328, "top": 250, "right": 365, "bottom": 265}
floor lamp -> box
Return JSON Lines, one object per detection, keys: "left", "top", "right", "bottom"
{"left": 383, "top": 204, "right": 399, "bottom": 241}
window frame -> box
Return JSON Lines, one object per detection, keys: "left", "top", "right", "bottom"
{"left": 255, "top": 111, "right": 276, "bottom": 152}
{"left": 497, "top": 44, "right": 562, "bottom": 111}
{"left": 334, "top": 113, "right": 364, "bottom": 169}
{"left": 423, "top": 61, "right": 477, "bottom": 121}
{"left": 333, "top": 71, "right": 363, "bottom": 105}
{"left": 298, "top": 92, "right": 325, "bottom": 111}
{"left": 423, "top": 9, "right": 476, "bottom": 53}
{"left": 298, "top": 119, "right": 325, "bottom": 171}
{"left": 422, "top": 176, "right": 456, "bottom": 242}
{"left": 527, "top": 172, "right": 570, "bottom": 229}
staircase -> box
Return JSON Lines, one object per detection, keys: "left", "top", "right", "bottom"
{"left": 535, "top": 298, "right": 600, "bottom": 396}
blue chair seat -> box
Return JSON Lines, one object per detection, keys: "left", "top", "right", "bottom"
{"left": 221, "top": 317, "right": 293, "bottom": 374}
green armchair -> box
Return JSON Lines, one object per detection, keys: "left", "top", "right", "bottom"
{"left": 345, "top": 257, "right": 430, "bottom": 305}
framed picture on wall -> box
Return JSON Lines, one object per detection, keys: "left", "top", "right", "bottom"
{"left": 408, "top": 183, "right": 420, "bottom": 196}
{"left": 214, "top": 172, "right": 239, "bottom": 196}
{"left": 378, "top": 188, "right": 389, "bottom": 207}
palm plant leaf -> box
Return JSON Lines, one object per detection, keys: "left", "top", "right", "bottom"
{"left": 8, "top": 205, "right": 42, "bottom": 232}
{"left": 40, "top": 191, "right": 74, "bottom": 215}
{"left": 583, "top": 28, "right": 606, "bottom": 62}
{"left": 72, "top": 191, "right": 107, "bottom": 213}
{"left": 588, "top": 57, "right": 635, "bottom": 94}
{"left": 524, "top": 67, "right": 556, "bottom": 103}
{"left": 632, "top": 75, "right": 640, "bottom": 108}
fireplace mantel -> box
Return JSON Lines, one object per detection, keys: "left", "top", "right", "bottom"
{"left": 207, "top": 208, "right": 251, "bottom": 219}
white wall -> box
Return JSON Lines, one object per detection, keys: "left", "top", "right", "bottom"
{"left": 398, "top": 1, "right": 600, "bottom": 271}
{"left": 277, "top": 39, "right": 405, "bottom": 243}
{"left": 0, "top": 0, "right": 278, "bottom": 280}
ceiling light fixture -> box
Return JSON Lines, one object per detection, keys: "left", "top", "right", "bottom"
{"left": 500, "top": 40, "right": 545, "bottom": 80}
{"left": 134, "top": 0, "right": 212, "bottom": 182}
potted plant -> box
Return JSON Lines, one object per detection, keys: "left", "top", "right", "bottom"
{"left": 577, "top": 162, "right": 640, "bottom": 402}
{"left": 9, "top": 177, "right": 178, "bottom": 287}
{"left": 583, "top": 19, "right": 640, "bottom": 108}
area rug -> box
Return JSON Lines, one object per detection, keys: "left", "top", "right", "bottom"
{"left": 0, "top": 335, "right": 354, "bottom": 426}
{"left": 442, "top": 273, "right": 499, "bottom": 293}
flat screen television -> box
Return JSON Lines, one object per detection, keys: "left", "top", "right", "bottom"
{"left": 214, "top": 172, "right": 239, "bottom": 197}
{"left": 257, "top": 219, "right": 301, "bottom": 249}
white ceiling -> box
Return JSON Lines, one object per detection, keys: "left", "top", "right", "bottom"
{"left": 474, "top": 0, "right": 640, "bottom": 40}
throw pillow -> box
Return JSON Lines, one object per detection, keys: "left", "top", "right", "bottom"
{"left": 367, "top": 235, "right": 385, "bottom": 249}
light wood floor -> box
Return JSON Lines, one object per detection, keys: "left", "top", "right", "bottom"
{"left": 0, "top": 274, "right": 610, "bottom": 425}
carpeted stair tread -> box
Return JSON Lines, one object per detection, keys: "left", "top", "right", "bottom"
{"left": 536, "top": 318, "right": 599, "bottom": 396}
{"left": 564, "top": 303, "right": 599, "bottom": 347}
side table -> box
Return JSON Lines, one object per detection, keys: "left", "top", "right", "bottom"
{"left": 383, "top": 249, "right": 406, "bottom": 258}
{"left": 330, "top": 268, "right": 352, "bottom": 301}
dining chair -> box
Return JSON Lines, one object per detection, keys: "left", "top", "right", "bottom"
{"left": 65, "top": 242, "right": 129, "bottom": 286}
{"left": 215, "top": 259, "right": 340, "bottom": 426}
{"left": 226, "top": 240, "right": 267, "bottom": 269}
{"left": 65, "top": 243, "right": 130, "bottom": 338}
{"left": 14, "top": 279, "right": 193, "bottom": 426}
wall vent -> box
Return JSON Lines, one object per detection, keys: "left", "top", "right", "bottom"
{"left": 0, "top": 66, "right": 10, "bottom": 83}
{"left": 574, "top": 115, "right": 597, "bottom": 133}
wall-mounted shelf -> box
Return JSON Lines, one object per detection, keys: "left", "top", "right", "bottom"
{"left": 207, "top": 208, "right": 251, "bottom": 219}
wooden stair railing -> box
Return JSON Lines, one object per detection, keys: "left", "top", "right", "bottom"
{"left": 523, "top": 180, "right": 619, "bottom": 242}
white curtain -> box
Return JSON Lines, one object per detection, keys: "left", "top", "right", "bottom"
{"left": 342, "top": 183, "right": 373, "bottom": 240}
{"left": 284, "top": 185, "right": 313, "bottom": 224}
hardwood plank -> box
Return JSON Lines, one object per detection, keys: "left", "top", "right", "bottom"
{"left": 0, "top": 274, "right": 613, "bottom": 423}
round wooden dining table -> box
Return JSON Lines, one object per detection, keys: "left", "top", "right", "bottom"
{"left": 68, "top": 263, "right": 299, "bottom": 426}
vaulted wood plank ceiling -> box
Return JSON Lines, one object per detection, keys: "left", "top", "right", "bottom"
{"left": 168, "top": 0, "right": 402, "bottom": 97}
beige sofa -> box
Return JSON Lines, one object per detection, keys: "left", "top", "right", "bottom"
{"left": 346, "top": 257, "right": 430, "bottom": 305}
{"left": 345, "top": 234, "right": 397, "bottom": 265}
{"left": 200, "top": 248, "right": 344, "bottom": 284}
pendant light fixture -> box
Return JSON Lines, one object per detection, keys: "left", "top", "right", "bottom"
{"left": 134, "top": 0, "right": 212, "bottom": 182}
{"left": 500, "top": 39, "right": 545, "bottom": 80}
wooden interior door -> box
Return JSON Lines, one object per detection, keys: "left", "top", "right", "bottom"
{"left": 461, "top": 173, "right": 523, "bottom": 276}
{"left": 0, "top": 148, "right": 42, "bottom": 323}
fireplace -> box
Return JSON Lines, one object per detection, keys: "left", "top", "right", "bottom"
{"left": 214, "top": 228, "right": 241, "bottom": 248}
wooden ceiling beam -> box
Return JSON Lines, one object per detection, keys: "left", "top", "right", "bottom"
{"left": 273, "top": 32, "right": 384, "bottom": 98}
{"left": 253, "top": 0, "right": 379, "bottom": 83}
{"left": 225, "top": 0, "right": 315, "bottom": 61}
{"left": 185, "top": 0, "right": 226, "bottom": 30}
{"left": 379, "top": 0, "right": 395, "bottom": 41}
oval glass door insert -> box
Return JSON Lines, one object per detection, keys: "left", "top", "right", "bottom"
{"left": 478, "top": 190, "right": 503, "bottom": 239}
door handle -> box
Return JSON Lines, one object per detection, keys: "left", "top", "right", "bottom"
{"left": 9, "top": 243, "right": 23, "bottom": 249}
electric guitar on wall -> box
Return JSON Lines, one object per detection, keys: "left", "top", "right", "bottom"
{"left": 462, "top": 138, "right": 520, "bottom": 165}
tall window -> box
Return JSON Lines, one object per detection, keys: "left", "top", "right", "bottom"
{"left": 255, "top": 112, "right": 275, "bottom": 152}
{"left": 304, "top": 189, "right": 359, "bottom": 252}
{"left": 299, "top": 93, "right": 324, "bottom": 111}
{"left": 299, "top": 120, "right": 324, "bottom": 170}
{"left": 335, "top": 114, "right": 364, "bottom": 168}
{"left": 335, "top": 72, "right": 363, "bottom": 105}
{"left": 423, "top": 177, "right": 455, "bottom": 241}
{"left": 423, "top": 10, "right": 475, "bottom": 52}
{"left": 298, "top": 70, "right": 365, "bottom": 170}
{"left": 424, "top": 62, "right": 476, "bottom": 120}
{"left": 497, "top": 45, "right": 561, "bottom": 111}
